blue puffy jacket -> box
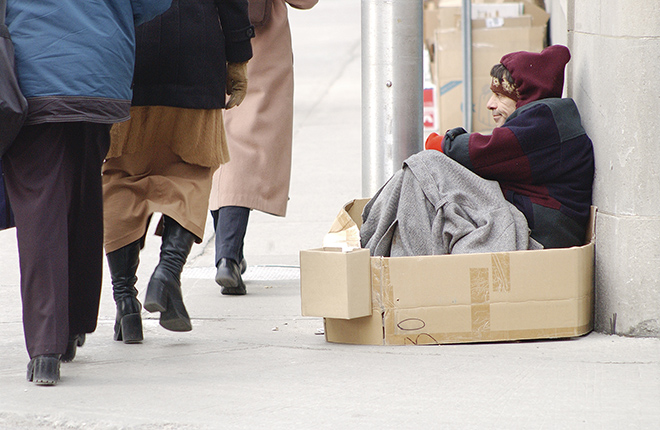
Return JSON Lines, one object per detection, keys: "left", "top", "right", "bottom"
{"left": 6, "top": 0, "right": 172, "bottom": 125}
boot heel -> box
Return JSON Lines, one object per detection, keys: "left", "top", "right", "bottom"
{"left": 107, "top": 239, "right": 143, "bottom": 341}
{"left": 159, "top": 298, "right": 192, "bottom": 332}
{"left": 144, "top": 278, "right": 167, "bottom": 312}
{"left": 27, "top": 355, "right": 61, "bottom": 386}
{"left": 120, "top": 313, "right": 143, "bottom": 343}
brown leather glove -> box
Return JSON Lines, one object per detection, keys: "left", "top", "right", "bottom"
{"left": 225, "top": 61, "right": 248, "bottom": 109}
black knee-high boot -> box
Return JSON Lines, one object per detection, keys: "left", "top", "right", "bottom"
{"left": 106, "top": 239, "right": 143, "bottom": 343}
{"left": 144, "top": 215, "right": 195, "bottom": 332}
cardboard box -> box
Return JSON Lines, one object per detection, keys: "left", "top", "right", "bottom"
{"left": 300, "top": 247, "right": 372, "bottom": 319}
{"left": 424, "top": 1, "right": 549, "bottom": 133}
{"left": 300, "top": 199, "right": 596, "bottom": 346}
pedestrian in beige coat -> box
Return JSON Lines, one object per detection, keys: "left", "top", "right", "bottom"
{"left": 209, "top": 0, "right": 318, "bottom": 295}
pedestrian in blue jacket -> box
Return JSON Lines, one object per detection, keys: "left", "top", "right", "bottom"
{"left": 2, "top": 0, "right": 172, "bottom": 386}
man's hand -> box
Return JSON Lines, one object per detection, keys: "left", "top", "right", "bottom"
{"left": 425, "top": 132, "right": 444, "bottom": 153}
{"left": 226, "top": 62, "right": 248, "bottom": 109}
{"left": 444, "top": 127, "right": 468, "bottom": 141}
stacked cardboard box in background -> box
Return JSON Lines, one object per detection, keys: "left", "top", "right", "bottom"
{"left": 424, "top": 0, "right": 549, "bottom": 133}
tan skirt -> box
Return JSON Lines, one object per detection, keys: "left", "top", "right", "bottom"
{"left": 103, "top": 106, "right": 229, "bottom": 253}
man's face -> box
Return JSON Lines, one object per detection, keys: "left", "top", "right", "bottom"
{"left": 486, "top": 92, "right": 517, "bottom": 127}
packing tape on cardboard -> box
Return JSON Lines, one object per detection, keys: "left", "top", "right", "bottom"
{"left": 371, "top": 257, "right": 386, "bottom": 312}
{"left": 491, "top": 253, "right": 511, "bottom": 292}
{"left": 467, "top": 254, "right": 511, "bottom": 337}
{"left": 381, "top": 253, "right": 515, "bottom": 343}
{"left": 377, "top": 259, "right": 398, "bottom": 342}
{"left": 470, "top": 267, "right": 491, "bottom": 337}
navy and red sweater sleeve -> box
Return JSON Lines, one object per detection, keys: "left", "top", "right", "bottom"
{"left": 441, "top": 123, "right": 534, "bottom": 183}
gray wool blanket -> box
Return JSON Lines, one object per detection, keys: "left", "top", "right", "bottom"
{"left": 360, "top": 151, "right": 542, "bottom": 257}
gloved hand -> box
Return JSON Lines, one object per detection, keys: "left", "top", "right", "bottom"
{"left": 225, "top": 61, "right": 249, "bottom": 109}
{"left": 444, "top": 127, "right": 468, "bottom": 141}
{"left": 424, "top": 132, "right": 444, "bottom": 153}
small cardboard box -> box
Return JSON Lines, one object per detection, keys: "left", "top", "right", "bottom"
{"left": 300, "top": 247, "right": 371, "bottom": 319}
{"left": 300, "top": 199, "right": 596, "bottom": 346}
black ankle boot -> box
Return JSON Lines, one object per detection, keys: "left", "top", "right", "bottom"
{"left": 106, "top": 240, "right": 143, "bottom": 343}
{"left": 61, "top": 333, "right": 86, "bottom": 362}
{"left": 144, "top": 216, "right": 195, "bottom": 332}
{"left": 216, "top": 258, "right": 247, "bottom": 295}
{"left": 27, "top": 354, "right": 61, "bottom": 386}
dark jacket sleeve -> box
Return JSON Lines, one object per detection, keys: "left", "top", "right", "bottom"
{"left": 216, "top": 0, "right": 254, "bottom": 63}
{"left": 443, "top": 125, "right": 533, "bottom": 184}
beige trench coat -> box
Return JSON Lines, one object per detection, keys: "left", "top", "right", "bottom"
{"left": 209, "top": 0, "right": 318, "bottom": 217}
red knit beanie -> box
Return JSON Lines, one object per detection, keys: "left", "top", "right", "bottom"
{"left": 500, "top": 45, "right": 571, "bottom": 108}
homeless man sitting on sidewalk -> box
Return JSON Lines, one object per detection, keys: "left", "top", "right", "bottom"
{"left": 360, "top": 45, "right": 595, "bottom": 257}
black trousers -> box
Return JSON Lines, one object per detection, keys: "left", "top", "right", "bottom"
{"left": 2, "top": 122, "right": 110, "bottom": 358}
{"left": 211, "top": 206, "right": 250, "bottom": 267}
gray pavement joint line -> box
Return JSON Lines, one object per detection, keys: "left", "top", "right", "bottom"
{"left": 58, "top": 344, "right": 340, "bottom": 366}
{"left": 181, "top": 265, "right": 301, "bottom": 280}
{"left": 131, "top": 316, "right": 319, "bottom": 322}
{"left": 73, "top": 347, "right": 272, "bottom": 365}
{"left": 588, "top": 360, "right": 658, "bottom": 365}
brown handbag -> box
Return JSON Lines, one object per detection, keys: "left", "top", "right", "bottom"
{"left": 248, "top": 0, "right": 272, "bottom": 27}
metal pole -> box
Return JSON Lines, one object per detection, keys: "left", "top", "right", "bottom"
{"left": 461, "top": 0, "right": 473, "bottom": 131}
{"left": 361, "top": 0, "right": 423, "bottom": 197}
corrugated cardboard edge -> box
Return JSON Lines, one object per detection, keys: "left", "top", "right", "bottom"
{"left": 323, "top": 255, "right": 387, "bottom": 345}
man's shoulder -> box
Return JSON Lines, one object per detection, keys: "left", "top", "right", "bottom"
{"left": 517, "top": 98, "right": 579, "bottom": 115}
{"left": 510, "top": 98, "right": 588, "bottom": 142}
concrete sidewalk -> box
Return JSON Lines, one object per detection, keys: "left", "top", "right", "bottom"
{"left": 1, "top": 1, "right": 659, "bottom": 429}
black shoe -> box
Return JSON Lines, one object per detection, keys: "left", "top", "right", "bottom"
{"left": 107, "top": 240, "right": 144, "bottom": 343}
{"left": 61, "top": 334, "right": 85, "bottom": 363}
{"left": 27, "top": 354, "right": 61, "bottom": 386}
{"left": 144, "top": 216, "right": 194, "bottom": 332}
{"left": 239, "top": 258, "right": 247, "bottom": 275}
{"left": 216, "top": 258, "right": 247, "bottom": 295}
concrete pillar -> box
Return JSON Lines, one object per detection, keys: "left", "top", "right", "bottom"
{"left": 564, "top": 0, "right": 660, "bottom": 337}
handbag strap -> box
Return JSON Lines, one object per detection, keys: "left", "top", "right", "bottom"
{"left": 1, "top": 0, "right": 6, "bottom": 27}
